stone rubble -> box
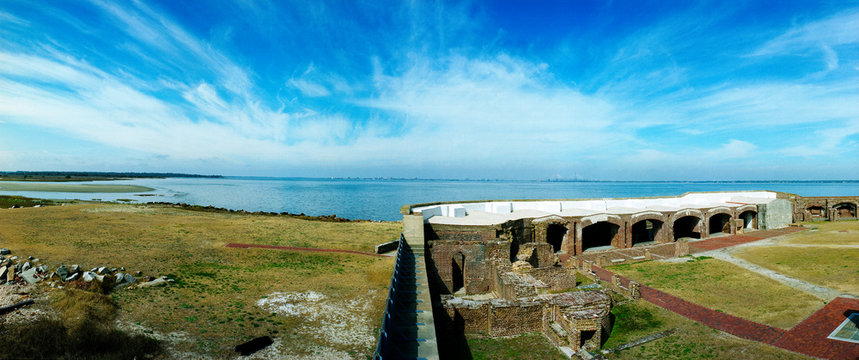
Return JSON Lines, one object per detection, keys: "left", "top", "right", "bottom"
{"left": 0, "top": 249, "right": 171, "bottom": 290}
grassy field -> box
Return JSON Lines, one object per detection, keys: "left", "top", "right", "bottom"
{"left": 732, "top": 221, "right": 859, "bottom": 295}
{"left": 0, "top": 181, "right": 153, "bottom": 193}
{"left": 608, "top": 257, "right": 824, "bottom": 329}
{"left": 784, "top": 221, "right": 859, "bottom": 245}
{"left": 603, "top": 300, "right": 810, "bottom": 360}
{"left": 466, "top": 333, "right": 567, "bottom": 360}
{"left": 0, "top": 203, "right": 401, "bottom": 358}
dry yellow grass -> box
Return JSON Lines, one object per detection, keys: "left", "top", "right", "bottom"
{"left": 733, "top": 246, "right": 858, "bottom": 295}
{"left": 784, "top": 221, "right": 859, "bottom": 245}
{"left": 609, "top": 257, "right": 824, "bottom": 329}
{"left": 0, "top": 203, "right": 402, "bottom": 357}
{"left": 731, "top": 221, "right": 859, "bottom": 295}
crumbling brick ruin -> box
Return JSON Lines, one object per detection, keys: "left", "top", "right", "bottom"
{"left": 402, "top": 191, "right": 857, "bottom": 354}
{"left": 792, "top": 196, "right": 859, "bottom": 222}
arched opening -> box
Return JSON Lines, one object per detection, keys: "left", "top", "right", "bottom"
{"left": 834, "top": 203, "right": 857, "bottom": 220}
{"left": 582, "top": 222, "right": 619, "bottom": 252}
{"left": 808, "top": 205, "right": 826, "bottom": 218}
{"left": 546, "top": 224, "right": 567, "bottom": 253}
{"left": 708, "top": 213, "right": 732, "bottom": 236}
{"left": 631, "top": 219, "right": 663, "bottom": 246}
{"left": 739, "top": 210, "right": 757, "bottom": 229}
{"left": 673, "top": 216, "right": 701, "bottom": 240}
{"left": 452, "top": 252, "right": 465, "bottom": 294}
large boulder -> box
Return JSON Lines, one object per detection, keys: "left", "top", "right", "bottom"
{"left": 20, "top": 268, "right": 40, "bottom": 284}
{"left": 56, "top": 265, "right": 70, "bottom": 280}
{"left": 82, "top": 271, "right": 97, "bottom": 282}
{"left": 123, "top": 273, "right": 137, "bottom": 284}
{"left": 0, "top": 248, "right": 10, "bottom": 255}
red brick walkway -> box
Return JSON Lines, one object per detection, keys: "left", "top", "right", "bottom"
{"left": 689, "top": 227, "right": 807, "bottom": 253}
{"left": 590, "top": 226, "right": 859, "bottom": 359}
{"left": 593, "top": 265, "right": 859, "bottom": 359}
{"left": 225, "top": 243, "right": 386, "bottom": 257}
{"left": 774, "top": 297, "right": 859, "bottom": 360}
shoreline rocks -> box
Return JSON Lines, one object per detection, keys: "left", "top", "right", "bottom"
{"left": 0, "top": 250, "right": 167, "bottom": 290}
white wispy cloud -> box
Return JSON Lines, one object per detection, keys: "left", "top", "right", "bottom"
{"left": 752, "top": 9, "right": 859, "bottom": 56}
{"left": 363, "top": 54, "right": 623, "bottom": 161}
{"left": 1, "top": 1, "right": 857, "bottom": 179}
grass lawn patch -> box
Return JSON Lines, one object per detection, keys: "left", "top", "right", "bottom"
{"left": 467, "top": 333, "right": 566, "bottom": 360}
{"left": 604, "top": 300, "right": 810, "bottom": 360}
{"left": 784, "top": 221, "right": 859, "bottom": 245}
{"left": 0, "top": 203, "right": 401, "bottom": 358}
{"left": 609, "top": 257, "right": 823, "bottom": 329}
{"left": 733, "top": 247, "right": 859, "bottom": 295}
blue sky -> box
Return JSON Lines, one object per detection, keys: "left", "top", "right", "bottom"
{"left": 1, "top": 1, "right": 857, "bottom": 180}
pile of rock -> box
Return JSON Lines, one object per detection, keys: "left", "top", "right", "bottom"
{"left": 0, "top": 248, "right": 171, "bottom": 289}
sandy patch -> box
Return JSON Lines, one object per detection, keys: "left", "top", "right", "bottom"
{"left": 256, "top": 291, "right": 375, "bottom": 354}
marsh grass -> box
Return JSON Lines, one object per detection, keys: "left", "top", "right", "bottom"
{"left": 0, "top": 195, "right": 54, "bottom": 209}
{"left": 609, "top": 257, "right": 823, "bottom": 328}
{"left": 0, "top": 182, "right": 153, "bottom": 193}
{"left": 0, "top": 203, "right": 401, "bottom": 357}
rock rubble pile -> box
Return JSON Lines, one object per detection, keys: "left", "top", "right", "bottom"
{"left": 0, "top": 248, "right": 172, "bottom": 289}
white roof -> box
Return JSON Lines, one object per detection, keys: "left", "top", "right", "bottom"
{"left": 415, "top": 191, "right": 777, "bottom": 225}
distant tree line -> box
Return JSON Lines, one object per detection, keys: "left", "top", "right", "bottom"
{"left": 0, "top": 171, "right": 222, "bottom": 179}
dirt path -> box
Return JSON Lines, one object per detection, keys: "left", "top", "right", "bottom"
{"left": 703, "top": 249, "right": 845, "bottom": 301}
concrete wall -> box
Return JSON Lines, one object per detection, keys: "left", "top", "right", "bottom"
{"left": 758, "top": 199, "right": 792, "bottom": 230}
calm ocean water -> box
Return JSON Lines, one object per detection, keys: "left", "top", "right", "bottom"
{"left": 1, "top": 177, "right": 857, "bottom": 221}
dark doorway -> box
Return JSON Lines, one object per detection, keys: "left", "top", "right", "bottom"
{"left": 808, "top": 206, "right": 826, "bottom": 218}
{"left": 739, "top": 210, "right": 756, "bottom": 229}
{"left": 582, "top": 222, "right": 618, "bottom": 251}
{"left": 709, "top": 213, "right": 732, "bottom": 235}
{"left": 546, "top": 224, "right": 567, "bottom": 253}
{"left": 834, "top": 203, "right": 857, "bottom": 219}
{"left": 673, "top": 216, "right": 701, "bottom": 240}
{"left": 452, "top": 252, "right": 465, "bottom": 293}
{"left": 631, "top": 220, "right": 662, "bottom": 246}
{"left": 580, "top": 330, "right": 596, "bottom": 348}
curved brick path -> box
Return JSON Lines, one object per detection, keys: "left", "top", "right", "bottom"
{"left": 593, "top": 265, "right": 859, "bottom": 359}
{"left": 224, "top": 243, "right": 387, "bottom": 257}
{"left": 592, "top": 227, "right": 859, "bottom": 359}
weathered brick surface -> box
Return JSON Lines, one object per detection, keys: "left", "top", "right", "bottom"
{"left": 490, "top": 302, "right": 543, "bottom": 337}
{"left": 593, "top": 262, "right": 859, "bottom": 360}
{"left": 773, "top": 297, "right": 859, "bottom": 360}
{"left": 688, "top": 227, "right": 807, "bottom": 253}
{"left": 793, "top": 196, "right": 859, "bottom": 222}
{"left": 530, "top": 267, "right": 577, "bottom": 292}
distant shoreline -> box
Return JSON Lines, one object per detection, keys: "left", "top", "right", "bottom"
{"left": 0, "top": 171, "right": 222, "bottom": 182}
{"left": 0, "top": 182, "right": 154, "bottom": 193}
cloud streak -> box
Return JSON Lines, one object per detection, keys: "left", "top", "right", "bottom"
{"left": 0, "top": 2, "right": 857, "bottom": 179}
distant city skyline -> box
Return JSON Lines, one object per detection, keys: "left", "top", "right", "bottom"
{"left": 1, "top": 1, "right": 857, "bottom": 180}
